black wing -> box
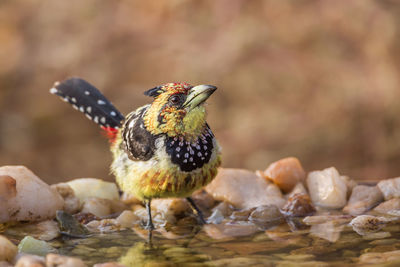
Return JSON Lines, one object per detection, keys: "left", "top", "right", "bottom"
{"left": 122, "top": 106, "right": 157, "bottom": 161}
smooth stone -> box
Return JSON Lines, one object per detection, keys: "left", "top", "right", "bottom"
{"left": 206, "top": 168, "right": 285, "bottom": 209}
{"left": 120, "top": 192, "right": 141, "bottom": 206}
{"left": 281, "top": 193, "right": 316, "bottom": 217}
{"left": 81, "top": 197, "right": 127, "bottom": 218}
{"left": 286, "top": 183, "right": 308, "bottom": 199}
{"left": 85, "top": 219, "right": 121, "bottom": 233}
{"left": 115, "top": 210, "right": 139, "bottom": 228}
{"left": 5, "top": 220, "right": 60, "bottom": 241}
{"left": 207, "top": 209, "right": 225, "bottom": 224}
{"left": 56, "top": 211, "right": 89, "bottom": 237}
{"left": 248, "top": 205, "right": 284, "bottom": 229}
{"left": 262, "top": 157, "right": 306, "bottom": 193}
{"left": 51, "top": 183, "right": 81, "bottom": 214}
{"left": 377, "top": 177, "right": 400, "bottom": 200}
{"left": 307, "top": 167, "right": 347, "bottom": 209}
{"left": 18, "top": 236, "right": 56, "bottom": 256}
{"left": 350, "top": 215, "right": 388, "bottom": 235}
{"left": 309, "top": 222, "right": 344, "bottom": 243}
{"left": 15, "top": 255, "right": 45, "bottom": 267}
{"left": 341, "top": 176, "right": 358, "bottom": 198}
{"left": 303, "top": 215, "right": 353, "bottom": 226}
{"left": 191, "top": 189, "right": 216, "bottom": 211}
{"left": 67, "top": 178, "right": 119, "bottom": 202}
{"left": 343, "top": 185, "right": 383, "bottom": 215}
{"left": 359, "top": 250, "right": 400, "bottom": 264}
{"left": 203, "top": 221, "right": 258, "bottom": 239}
{"left": 211, "top": 202, "right": 235, "bottom": 217}
{"left": 0, "top": 166, "right": 64, "bottom": 223}
{"left": 0, "top": 235, "right": 17, "bottom": 262}
{"left": 230, "top": 208, "right": 256, "bottom": 221}
{"left": 46, "top": 253, "right": 87, "bottom": 267}
{"left": 373, "top": 198, "right": 400, "bottom": 214}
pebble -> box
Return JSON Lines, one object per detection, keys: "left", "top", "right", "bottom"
{"left": 206, "top": 168, "right": 286, "bottom": 209}
{"left": 203, "top": 222, "right": 259, "bottom": 239}
{"left": 373, "top": 198, "right": 400, "bottom": 214}
{"left": 18, "top": 236, "right": 56, "bottom": 256}
{"left": 51, "top": 183, "right": 81, "bottom": 214}
{"left": 67, "top": 178, "right": 119, "bottom": 202}
{"left": 310, "top": 222, "right": 344, "bottom": 242}
{"left": 115, "top": 210, "right": 139, "bottom": 228}
{"left": 0, "top": 235, "right": 17, "bottom": 262}
{"left": 281, "top": 193, "right": 316, "bottom": 217}
{"left": 307, "top": 167, "right": 347, "bottom": 209}
{"left": 377, "top": 177, "right": 400, "bottom": 200}
{"left": 248, "top": 205, "right": 284, "bottom": 229}
{"left": 343, "top": 185, "right": 383, "bottom": 215}
{"left": 359, "top": 249, "right": 400, "bottom": 264}
{"left": 81, "top": 197, "right": 127, "bottom": 218}
{"left": 262, "top": 157, "right": 306, "bottom": 193}
{"left": 15, "top": 255, "right": 45, "bottom": 267}
{"left": 350, "top": 215, "right": 388, "bottom": 235}
{"left": 0, "top": 166, "right": 64, "bottom": 223}
{"left": 46, "top": 253, "right": 87, "bottom": 267}
{"left": 5, "top": 220, "right": 60, "bottom": 241}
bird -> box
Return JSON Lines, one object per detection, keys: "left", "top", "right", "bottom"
{"left": 50, "top": 78, "right": 221, "bottom": 231}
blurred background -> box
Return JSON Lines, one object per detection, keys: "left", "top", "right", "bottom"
{"left": 1, "top": 0, "right": 400, "bottom": 184}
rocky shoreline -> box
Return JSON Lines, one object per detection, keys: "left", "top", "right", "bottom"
{"left": 1, "top": 157, "right": 400, "bottom": 266}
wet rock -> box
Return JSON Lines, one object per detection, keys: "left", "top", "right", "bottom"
{"left": 281, "top": 193, "right": 316, "bottom": 217}
{"left": 5, "top": 220, "right": 60, "bottom": 241}
{"left": 132, "top": 198, "right": 190, "bottom": 227}
{"left": 350, "top": 215, "right": 388, "bottom": 235}
{"left": 191, "top": 189, "right": 216, "bottom": 211}
{"left": 115, "top": 210, "right": 139, "bottom": 228}
{"left": 18, "top": 236, "right": 56, "bottom": 256}
{"left": 249, "top": 205, "right": 284, "bottom": 229}
{"left": 46, "top": 253, "right": 87, "bottom": 267}
{"left": 307, "top": 167, "right": 347, "bottom": 209}
{"left": 56, "top": 211, "right": 89, "bottom": 238}
{"left": 377, "top": 177, "right": 400, "bottom": 200}
{"left": 359, "top": 249, "right": 400, "bottom": 264}
{"left": 287, "top": 183, "right": 308, "bottom": 199}
{"left": 341, "top": 176, "right": 358, "bottom": 198}
{"left": 67, "top": 178, "right": 119, "bottom": 202}
{"left": 230, "top": 208, "right": 256, "bottom": 221}
{"left": 0, "top": 235, "right": 17, "bottom": 262}
{"left": 15, "top": 255, "right": 45, "bottom": 267}
{"left": 373, "top": 198, "right": 400, "bottom": 214}
{"left": 207, "top": 209, "right": 225, "bottom": 224}
{"left": 0, "top": 166, "right": 64, "bottom": 223}
{"left": 85, "top": 219, "right": 121, "bottom": 233}
{"left": 51, "top": 183, "right": 81, "bottom": 214}
{"left": 303, "top": 215, "right": 352, "bottom": 226}
{"left": 81, "top": 197, "right": 128, "bottom": 218}
{"left": 203, "top": 221, "right": 258, "bottom": 239}
{"left": 0, "top": 261, "right": 13, "bottom": 267}
{"left": 310, "top": 222, "right": 344, "bottom": 242}
{"left": 73, "top": 212, "right": 99, "bottom": 224}
{"left": 206, "top": 168, "right": 285, "bottom": 209}
{"left": 343, "top": 185, "right": 383, "bottom": 215}
{"left": 262, "top": 157, "right": 306, "bottom": 193}
{"left": 212, "top": 202, "right": 235, "bottom": 217}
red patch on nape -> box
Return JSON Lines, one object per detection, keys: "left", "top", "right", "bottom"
{"left": 100, "top": 126, "right": 119, "bottom": 143}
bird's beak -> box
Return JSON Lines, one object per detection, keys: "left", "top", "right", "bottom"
{"left": 182, "top": 85, "right": 217, "bottom": 111}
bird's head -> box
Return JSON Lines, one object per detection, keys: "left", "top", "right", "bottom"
{"left": 143, "top": 82, "right": 217, "bottom": 140}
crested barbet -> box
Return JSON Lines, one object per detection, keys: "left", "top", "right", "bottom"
{"left": 50, "top": 78, "right": 221, "bottom": 230}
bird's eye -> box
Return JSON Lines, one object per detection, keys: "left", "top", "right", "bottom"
{"left": 169, "top": 95, "right": 184, "bottom": 106}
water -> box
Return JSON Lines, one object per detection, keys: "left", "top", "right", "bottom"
{"left": 33, "top": 223, "right": 400, "bottom": 266}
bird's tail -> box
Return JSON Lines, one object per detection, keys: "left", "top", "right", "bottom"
{"left": 50, "top": 77, "right": 125, "bottom": 142}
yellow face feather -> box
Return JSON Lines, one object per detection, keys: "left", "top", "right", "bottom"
{"left": 143, "top": 83, "right": 208, "bottom": 141}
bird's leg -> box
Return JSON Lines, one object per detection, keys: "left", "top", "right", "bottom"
{"left": 144, "top": 198, "right": 155, "bottom": 231}
{"left": 186, "top": 197, "right": 206, "bottom": 225}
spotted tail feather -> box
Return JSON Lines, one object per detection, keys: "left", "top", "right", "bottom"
{"left": 50, "top": 77, "right": 125, "bottom": 140}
